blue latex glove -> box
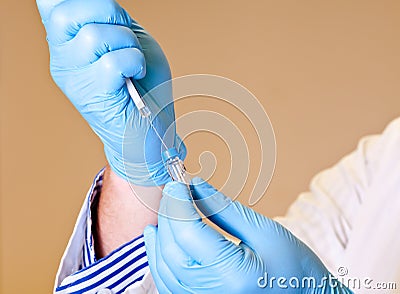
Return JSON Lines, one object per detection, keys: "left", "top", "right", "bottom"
{"left": 36, "top": 0, "right": 185, "bottom": 185}
{"left": 144, "top": 178, "right": 353, "bottom": 293}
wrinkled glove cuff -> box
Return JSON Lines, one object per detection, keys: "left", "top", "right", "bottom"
{"left": 105, "top": 134, "right": 186, "bottom": 186}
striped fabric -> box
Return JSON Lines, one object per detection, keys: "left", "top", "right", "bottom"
{"left": 56, "top": 169, "right": 149, "bottom": 293}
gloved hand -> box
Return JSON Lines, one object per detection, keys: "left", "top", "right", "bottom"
{"left": 144, "top": 178, "right": 353, "bottom": 293}
{"left": 36, "top": 0, "right": 184, "bottom": 185}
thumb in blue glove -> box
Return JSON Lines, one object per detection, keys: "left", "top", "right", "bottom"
{"left": 144, "top": 178, "right": 353, "bottom": 293}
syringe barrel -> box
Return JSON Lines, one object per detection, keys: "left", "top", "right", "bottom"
{"left": 125, "top": 78, "right": 151, "bottom": 118}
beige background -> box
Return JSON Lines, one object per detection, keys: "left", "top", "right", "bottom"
{"left": 1, "top": 0, "right": 400, "bottom": 292}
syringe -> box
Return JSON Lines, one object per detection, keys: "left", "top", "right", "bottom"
{"left": 125, "top": 78, "right": 151, "bottom": 118}
{"left": 162, "top": 147, "right": 191, "bottom": 184}
{"left": 125, "top": 78, "right": 168, "bottom": 150}
{"left": 125, "top": 78, "right": 189, "bottom": 184}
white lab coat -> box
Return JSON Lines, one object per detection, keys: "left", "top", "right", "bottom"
{"left": 55, "top": 118, "right": 400, "bottom": 293}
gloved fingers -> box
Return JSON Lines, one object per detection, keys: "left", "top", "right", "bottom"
{"left": 191, "top": 177, "right": 278, "bottom": 253}
{"left": 144, "top": 225, "right": 193, "bottom": 294}
{"left": 160, "top": 182, "right": 242, "bottom": 265}
{"left": 43, "top": 0, "right": 132, "bottom": 45}
{"left": 89, "top": 48, "right": 146, "bottom": 93}
{"left": 57, "top": 47, "right": 145, "bottom": 110}
{"left": 157, "top": 202, "right": 244, "bottom": 289}
{"left": 51, "top": 24, "right": 142, "bottom": 68}
{"left": 143, "top": 225, "right": 174, "bottom": 294}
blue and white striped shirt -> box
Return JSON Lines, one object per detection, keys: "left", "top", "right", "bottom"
{"left": 55, "top": 169, "right": 149, "bottom": 294}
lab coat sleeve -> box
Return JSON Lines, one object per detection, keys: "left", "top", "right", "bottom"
{"left": 274, "top": 118, "right": 400, "bottom": 273}
{"left": 54, "top": 169, "right": 156, "bottom": 294}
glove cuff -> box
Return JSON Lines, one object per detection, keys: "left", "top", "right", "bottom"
{"left": 105, "top": 134, "right": 186, "bottom": 186}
